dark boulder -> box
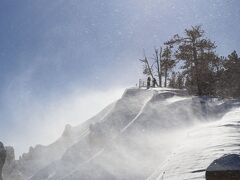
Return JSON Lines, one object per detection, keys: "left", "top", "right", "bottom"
{"left": 206, "top": 154, "right": 240, "bottom": 180}
{"left": 0, "top": 142, "right": 6, "bottom": 180}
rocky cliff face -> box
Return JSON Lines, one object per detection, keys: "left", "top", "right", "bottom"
{"left": 2, "top": 146, "right": 24, "bottom": 180}
{"left": 0, "top": 142, "right": 6, "bottom": 180}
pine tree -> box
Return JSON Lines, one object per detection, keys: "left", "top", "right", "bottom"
{"left": 221, "top": 51, "right": 240, "bottom": 97}
{"left": 138, "top": 26, "right": 240, "bottom": 98}
{"left": 161, "top": 46, "right": 175, "bottom": 87}
{"left": 165, "top": 25, "right": 216, "bottom": 95}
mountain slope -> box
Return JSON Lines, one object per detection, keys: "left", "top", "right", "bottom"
{"left": 4, "top": 87, "right": 239, "bottom": 180}
{"left": 3, "top": 101, "right": 116, "bottom": 180}
{"left": 26, "top": 88, "right": 239, "bottom": 180}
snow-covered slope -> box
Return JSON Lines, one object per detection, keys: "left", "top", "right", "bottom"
{"left": 147, "top": 107, "right": 240, "bottom": 180}
{"left": 4, "top": 88, "right": 240, "bottom": 180}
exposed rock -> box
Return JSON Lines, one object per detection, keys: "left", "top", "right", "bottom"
{"left": 5, "top": 146, "right": 15, "bottom": 163}
{"left": 0, "top": 142, "right": 6, "bottom": 180}
{"left": 3, "top": 146, "right": 16, "bottom": 175}
{"left": 62, "top": 124, "right": 72, "bottom": 137}
{"left": 206, "top": 154, "right": 240, "bottom": 180}
{"left": 2, "top": 146, "right": 25, "bottom": 180}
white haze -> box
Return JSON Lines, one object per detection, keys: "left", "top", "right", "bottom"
{"left": 4, "top": 87, "right": 125, "bottom": 158}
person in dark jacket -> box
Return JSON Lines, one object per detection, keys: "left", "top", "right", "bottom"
{"left": 152, "top": 78, "right": 157, "bottom": 88}
{"left": 147, "top": 77, "right": 151, "bottom": 89}
{"left": 0, "top": 142, "right": 6, "bottom": 180}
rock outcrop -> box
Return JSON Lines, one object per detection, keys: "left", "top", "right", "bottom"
{"left": 0, "top": 142, "right": 6, "bottom": 180}
{"left": 206, "top": 154, "right": 240, "bottom": 180}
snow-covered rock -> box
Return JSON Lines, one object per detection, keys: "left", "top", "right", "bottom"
{"left": 206, "top": 154, "right": 240, "bottom": 180}
{"left": 207, "top": 154, "right": 240, "bottom": 172}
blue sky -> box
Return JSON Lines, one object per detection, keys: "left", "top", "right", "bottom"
{"left": 0, "top": 0, "right": 240, "bottom": 156}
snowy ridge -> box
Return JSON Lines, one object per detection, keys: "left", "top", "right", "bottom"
{"left": 4, "top": 88, "right": 240, "bottom": 180}
{"left": 29, "top": 88, "right": 239, "bottom": 179}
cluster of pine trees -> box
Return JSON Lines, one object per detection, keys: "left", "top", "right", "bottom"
{"left": 140, "top": 25, "right": 240, "bottom": 98}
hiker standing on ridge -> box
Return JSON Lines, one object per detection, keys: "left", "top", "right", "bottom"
{"left": 147, "top": 77, "right": 151, "bottom": 89}
{"left": 152, "top": 78, "right": 157, "bottom": 88}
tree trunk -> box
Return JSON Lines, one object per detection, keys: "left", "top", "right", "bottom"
{"left": 164, "top": 69, "right": 167, "bottom": 87}
{"left": 145, "top": 57, "right": 158, "bottom": 86}
{"left": 157, "top": 47, "right": 162, "bottom": 87}
{"left": 193, "top": 43, "right": 202, "bottom": 96}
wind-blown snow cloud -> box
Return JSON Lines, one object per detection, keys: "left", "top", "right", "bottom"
{"left": 1, "top": 0, "right": 240, "bottom": 158}
{"left": 1, "top": 83, "right": 124, "bottom": 157}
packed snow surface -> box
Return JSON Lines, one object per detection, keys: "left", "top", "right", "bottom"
{"left": 147, "top": 107, "right": 240, "bottom": 180}
{"left": 3, "top": 88, "right": 240, "bottom": 180}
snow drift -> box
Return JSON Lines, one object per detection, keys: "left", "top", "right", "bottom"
{"left": 3, "top": 88, "right": 240, "bottom": 180}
